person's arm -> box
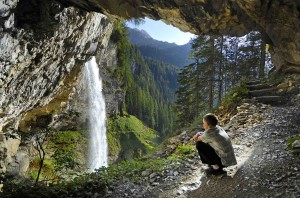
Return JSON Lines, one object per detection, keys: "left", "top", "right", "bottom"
{"left": 193, "top": 132, "right": 203, "bottom": 141}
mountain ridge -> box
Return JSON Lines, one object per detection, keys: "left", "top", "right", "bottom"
{"left": 127, "top": 27, "right": 193, "bottom": 68}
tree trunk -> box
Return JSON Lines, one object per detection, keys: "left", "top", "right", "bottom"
{"left": 35, "top": 139, "right": 45, "bottom": 186}
{"left": 233, "top": 41, "right": 239, "bottom": 87}
{"left": 209, "top": 37, "right": 215, "bottom": 112}
{"left": 195, "top": 61, "right": 200, "bottom": 117}
{"left": 259, "top": 36, "right": 266, "bottom": 79}
{"left": 218, "top": 36, "right": 224, "bottom": 105}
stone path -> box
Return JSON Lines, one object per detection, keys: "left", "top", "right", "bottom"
{"left": 104, "top": 99, "right": 300, "bottom": 198}
{"left": 247, "top": 80, "right": 282, "bottom": 105}
{"left": 152, "top": 101, "right": 300, "bottom": 198}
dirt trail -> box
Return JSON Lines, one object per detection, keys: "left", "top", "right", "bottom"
{"left": 106, "top": 102, "right": 300, "bottom": 198}
{"left": 154, "top": 103, "right": 300, "bottom": 198}
{"left": 186, "top": 105, "right": 300, "bottom": 198}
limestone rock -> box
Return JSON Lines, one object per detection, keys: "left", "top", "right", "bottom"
{"left": 292, "top": 140, "right": 300, "bottom": 149}
{"left": 0, "top": 1, "right": 119, "bottom": 177}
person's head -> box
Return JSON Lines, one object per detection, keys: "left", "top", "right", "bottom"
{"left": 203, "top": 113, "right": 218, "bottom": 130}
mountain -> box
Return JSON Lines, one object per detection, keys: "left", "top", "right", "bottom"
{"left": 125, "top": 45, "right": 179, "bottom": 138}
{"left": 128, "top": 28, "right": 193, "bottom": 68}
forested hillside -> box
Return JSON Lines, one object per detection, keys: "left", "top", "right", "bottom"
{"left": 112, "top": 23, "right": 179, "bottom": 140}
{"left": 115, "top": 24, "right": 272, "bottom": 136}
{"left": 125, "top": 47, "right": 179, "bottom": 139}
{"left": 128, "top": 28, "right": 193, "bottom": 68}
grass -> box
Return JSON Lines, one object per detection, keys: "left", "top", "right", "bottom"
{"left": 174, "top": 144, "right": 196, "bottom": 158}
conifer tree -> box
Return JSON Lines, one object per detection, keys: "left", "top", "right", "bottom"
{"left": 175, "top": 31, "right": 269, "bottom": 128}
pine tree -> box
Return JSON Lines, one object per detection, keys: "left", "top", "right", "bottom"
{"left": 175, "top": 32, "right": 269, "bottom": 128}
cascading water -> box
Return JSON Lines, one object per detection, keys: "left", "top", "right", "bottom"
{"left": 84, "top": 56, "right": 108, "bottom": 171}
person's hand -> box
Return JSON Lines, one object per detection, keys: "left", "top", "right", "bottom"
{"left": 193, "top": 132, "right": 203, "bottom": 141}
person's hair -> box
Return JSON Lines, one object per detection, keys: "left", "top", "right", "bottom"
{"left": 203, "top": 113, "right": 218, "bottom": 127}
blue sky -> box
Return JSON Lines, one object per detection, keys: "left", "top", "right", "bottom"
{"left": 126, "top": 18, "right": 195, "bottom": 45}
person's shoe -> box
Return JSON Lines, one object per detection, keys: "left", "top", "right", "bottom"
{"left": 211, "top": 168, "right": 227, "bottom": 176}
{"left": 204, "top": 166, "right": 214, "bottom": 174}
{"left": 204, "top": 166, "right": 226, "bottom": 175}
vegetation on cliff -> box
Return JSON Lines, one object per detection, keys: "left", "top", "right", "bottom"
{"left": 107, "top": 115, "right": 158, "bottom": 162}
{"left": 3, "top": 141, "right": 194, "bottom": 197}
{"left": 110, "top": 22, "right": 178, "bottom": 140}
{"left": 28, "top": 130, "right": 87, "bottom": 183}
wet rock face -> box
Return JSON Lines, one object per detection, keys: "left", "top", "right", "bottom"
{"left": 0, "top": 0, "right": 115, "bottom": 132}
{"left": 58, "top": 0, "right": 300, "bottom": 72}
{"left": 0, "top": 0, "right": 122, "bottom": 177}
{"left": 53, "top": 42, "right": 124, "bottom": 131}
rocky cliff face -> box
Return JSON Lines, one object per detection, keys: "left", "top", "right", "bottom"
{"left": 1, "top": 0, "right": 300, "bottom": 181}
{"left": 0, "top": 0, "right": 123, "bottom": 178}
{"left": 58, "top": 0, "right": 300, "bottom": 73}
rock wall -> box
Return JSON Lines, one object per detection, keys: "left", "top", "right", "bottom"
{"left": 0, "top": 0, "right": 122, "bottom": 178}
{"left": 1, "top": 0, "right": 300, "bottom": 181}
{"left": 58, "top": 0, "right": 300, "bottom": 73}
{"left": 52, "top": 40, "right": 124, "bottom": 131}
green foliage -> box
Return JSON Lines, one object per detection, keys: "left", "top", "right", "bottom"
{"left": 49, "top": 131, "right": 87, "bottom": 172}
{"left": 126, "top": 18, "right": 145, "bottom": 26}
{"left": 111, "top": 21, "right": 134, "bottom": 87}
{"left": 107, "top": 115, "right": 158, "bottom": 161}
{"left": 112, "top": 22, "right": 178, "bottom": 139}
{"left": 174, "top": 144, "right": 195, "bottom": 157}
{"left": 175, "top": 32, "right": 265, "bottom": 128}
{"left": 287, "top": 135, "right": 300, "bottom": 150}
{"left": 26, "top": 131, "right": 87, "bottom": 184}
{"left": 221, "top": 85, "right": 249, "bottom": 107}
{"left": 28, "top": 158, "right": 56, "bottom": 182}
{"left": 3, "top": 154, "right": 186, "bottom": 197}
{"left": 95, "top": 156, "right": 182, "bottom": 183}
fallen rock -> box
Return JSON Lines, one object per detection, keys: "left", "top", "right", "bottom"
{"left": 292, "top": 140, "right": 300, "bottom": 149}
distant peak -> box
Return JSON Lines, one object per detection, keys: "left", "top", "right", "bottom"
{"left": 130, "top": 28, "right": 152, "bottom": 39}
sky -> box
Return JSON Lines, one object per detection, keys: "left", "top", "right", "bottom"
{"left": 126, "top": 18, "right": 196, "bottom": 45}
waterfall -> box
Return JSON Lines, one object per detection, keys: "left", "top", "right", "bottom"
{"left": 84, "top": 56, "right": 108, "bottom": 171}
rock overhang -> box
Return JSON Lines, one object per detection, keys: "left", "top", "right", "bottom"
{"left": 57, "top": 0, "right": 300, "bottom": 72}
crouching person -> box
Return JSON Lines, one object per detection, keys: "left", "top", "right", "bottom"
{"left": 193, "top": 113, "right": 237, "bottom": 175}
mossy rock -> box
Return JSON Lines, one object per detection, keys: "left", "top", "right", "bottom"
{"left": 107, "top": 115, "right": 158, "bottom": 162}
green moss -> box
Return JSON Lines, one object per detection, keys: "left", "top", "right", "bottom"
{"left": 107, "top": 115, "right": 158, "bottom": 161}
{"left": 49, "top": 131, "right": 87, "bottom": 172}
{"left": 27, "top": 130, "right": 88, "bottom": 183}
{"left": 106, "top": 131, "right": 121, "bottom": 158}
{"left": 50, "top": 130, "right": 86, "bottom": 144}
{"left": 175, "top": 144, "right": 195, "bottom": 155}
{"left": 28, "top": 158, "right": 56, "bottom": 182}
{"left": 287, "top": 136, "right": 300, "bottom": 150}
